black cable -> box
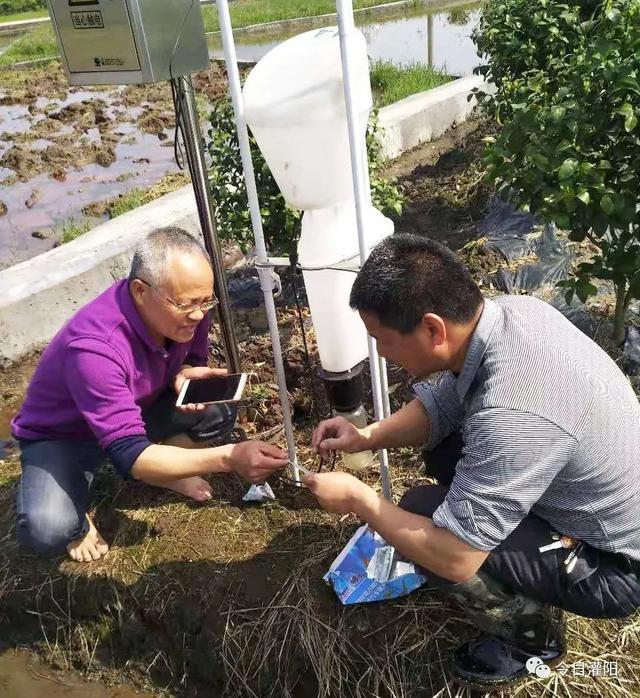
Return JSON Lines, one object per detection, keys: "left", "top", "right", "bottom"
{"left": 289, "top": 246, "right": 331, "bottom": 422}
{"left": 167, "top": 0, "right": 196, "bottom": 171}
{"left": 170, "top": 79, "right": 186, "bottom": 170}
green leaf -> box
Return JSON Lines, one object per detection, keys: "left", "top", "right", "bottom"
{"left": 592, "top": 215, "right": 609, "bottom": 236}
{"left": 558, "top": 158, "right": 579, "bottom": 180}
{"left": 625, "top": 115, "right": 638, "bottom": 132}
{"left": 551, "top": 106, "right": 566, "bottom": 122}
{"left": 576, "top": 279, "right": 598, "bottom": 303}
{"left": 600, "top": 195, "right": 615, "bottom": 215}
{"left": 568, "top": 228, "right": 586, "bottom": 242}
{"left": 605, "top": 8, "right": 621, "bottom": 22}
{"left": 629, "top": 275, "right": 640, "bottom": 298}
{"left": 531, "top": 153, "right": 549, "bottom": 169}
{"left": 577, "top": 191, "right": 590, "bottom": 205}
{"left": 617, "top": 103, "right": 634, "bottom": 119}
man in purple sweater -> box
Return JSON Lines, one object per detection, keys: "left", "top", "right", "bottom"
{"left": 12, "top": 227, "right": 288, "bottom": 563}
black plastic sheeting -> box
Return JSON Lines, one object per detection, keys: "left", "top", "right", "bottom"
{"left": 226, "top": 266, "right": 307, "bottom": 310}
{"left": 623, "top": 325, "right": 640, "bottom": 376}
{"left": 227, "top": 268, "right": 263, "bottom": 310}
{"left": 475, "top": 199, "right": 640, "bottom": 377}
{"left": 477, "top": 198, "right": 572, "bottom": 293}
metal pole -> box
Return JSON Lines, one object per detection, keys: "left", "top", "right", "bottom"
{"left": 336, "top": 0, "right": 392, "bottom": 500}
{"left": 427, "top": 14, "right": 433, "bottom": 68}
{"left": 216, "top": 0, "right": 299, "bottom": 479}
{"left": 174, "top": 74, "right": 241, "bottom": 373}
{"left": 379, "top": 356, "right": 391, "bottom": 419}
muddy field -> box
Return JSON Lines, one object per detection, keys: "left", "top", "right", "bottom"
{"left": 0, "top": 62, "right": 229, "bottom": 268}
{"left": 1, "top": 122, "right": 638, "bottom": 698}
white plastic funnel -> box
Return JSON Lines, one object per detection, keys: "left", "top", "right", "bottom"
{"left": 243, "top": 26, "right": 372, "bottom": 211}
{"left": 298, "top": 202, "right": 393, "bottom": 373}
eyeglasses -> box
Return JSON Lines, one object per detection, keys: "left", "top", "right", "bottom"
{"left": 137, "top": 278, "right": 219, "bottom": 315}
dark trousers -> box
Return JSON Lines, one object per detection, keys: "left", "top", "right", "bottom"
{"left": 16, "top": 391, "right": 237, "bottom": 556}
{"left": 399, "top": 433, "right": 640, "bottom": 619}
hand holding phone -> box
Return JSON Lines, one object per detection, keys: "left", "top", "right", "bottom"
{"left": 176, "top": 372, "right": 247, "bottom": 409}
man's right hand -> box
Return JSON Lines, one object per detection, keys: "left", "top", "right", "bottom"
{"left": 228, "top": 440, "right": 289, "bottom": 484}
{"left": 311, "top": 416, "right": 367, "bottom": 457}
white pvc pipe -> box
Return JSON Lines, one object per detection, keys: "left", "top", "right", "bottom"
{"left": 216, "top": 0, "right": 299, "bottom": 481}
{"left": 336, "top": 0, "right": 392, "bottom": 500}
{"left": 379, "top": 356, "right": 391, "bottom": 419}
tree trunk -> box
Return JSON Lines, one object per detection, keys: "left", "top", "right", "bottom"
{"left": 613, "top": 282, "right": 628, "bottom": 345}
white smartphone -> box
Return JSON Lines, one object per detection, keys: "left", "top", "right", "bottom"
{"left": 175, "top": 373, "right": 248, "bottom": 407}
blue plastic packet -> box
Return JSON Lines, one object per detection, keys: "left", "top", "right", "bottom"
{"left": 324, "top": 525, "right": 427, "bottom": 605}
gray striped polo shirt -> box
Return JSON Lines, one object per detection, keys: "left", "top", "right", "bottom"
{"left": 413, "top": 295, "right": 640, "bottom": 561}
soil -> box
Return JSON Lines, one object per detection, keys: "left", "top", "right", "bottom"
{"left": 0, "top": 648, "right": 154, "bottom": 698}
{"left": 0, "top": 61, "right": 231, "bottom": 265}
{"left": 0, "top": 62, "right": 228, "bottom": 184}
{"left": 384, "top": 117, "right": 497, "bottom": 251}
{"left": 1, "top": 120, "right": 636, "bottom": 698}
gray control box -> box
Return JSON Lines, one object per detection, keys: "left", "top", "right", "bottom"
{"left": 47, "top": 0, "right": 210, "bottom": 85}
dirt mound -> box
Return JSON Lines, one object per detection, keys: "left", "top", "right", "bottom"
{"left": 93, "top": 145, "right": 117, "bottom": 168}
{"left": 0, "top": 145, "right": 41, "bottom": 181}
{"left": 137, "top": 109, "right": 174, "bottom": 135}
{"left": 384, "top": 118, "right": 495, "bottom": 251}
{"left": 192, "top": 63, "right": 230, "bottom": 102}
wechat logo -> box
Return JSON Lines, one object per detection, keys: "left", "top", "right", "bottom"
{"left": 526, "top": 656, "right": 552, "bottom": 679}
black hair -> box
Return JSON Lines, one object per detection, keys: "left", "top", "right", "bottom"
{"left": 349, "top": 234, "right": 483, "bottom": 333}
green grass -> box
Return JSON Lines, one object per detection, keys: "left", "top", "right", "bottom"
{"left": 0, "top": 8, "right": 47, "bottom": 23}
{"left": 370, "top": 60, "right": 451, "bottom": 107}
{"left": 0, "top": 23, "right": 56, "bottom": 65}
{"left": 58, "top": 219, "right": 91, "bottom": 245}
{"left": 202, "top": 0, "right": 402, "bottom": 32}
{"left": 107, "top": 189, "right": 146, "bottom": 218}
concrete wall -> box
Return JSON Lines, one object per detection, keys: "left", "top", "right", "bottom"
{"left": 0, "top": 77, "right": 487, "bottom": 365}
{"left": 0, "top": 187, "right": 201, "bottom": 365}
{"left": 376, "top": 75, "right": 484, "bottom": 161}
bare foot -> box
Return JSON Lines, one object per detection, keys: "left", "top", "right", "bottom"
{"left": 160, "top": 476, "right": 213, "bottom": 502}
{"left": 67, "top": 515, "right": 109, "bottom": 563}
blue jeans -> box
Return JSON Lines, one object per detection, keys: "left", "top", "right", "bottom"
{"left": 16, "top": 394, "right": 237, "bottom": 556}
{"left": 16, "top": 439, "right": 105, "bottom": 555}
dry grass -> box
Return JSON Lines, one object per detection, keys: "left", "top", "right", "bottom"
{"left": 2, "top": 432, "right": 638, "bottom": 697}
{"left": 216, "top": 466, "right": 640, "bottom": 698}
{"left": 0, "top": 259, "right": 639, "bottom": 695}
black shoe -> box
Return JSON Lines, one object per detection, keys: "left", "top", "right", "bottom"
{"left": 450, "top": 633, "right": 566, "bottom": 692}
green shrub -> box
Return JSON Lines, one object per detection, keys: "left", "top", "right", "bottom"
{"left": 475, "top": 0, "right": 640, "bottom": 342}
{"left": 207, "top": 97, "right": 404, "bottom": 256}
{"left": 0, "top": 0, "right": 46, "bottom": 15}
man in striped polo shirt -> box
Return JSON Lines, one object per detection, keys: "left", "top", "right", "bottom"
{"left": 306, "top": 234, "right": 640, "bottom": 691}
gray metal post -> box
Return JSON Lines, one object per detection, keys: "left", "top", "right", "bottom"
{"left": 174, "top": 74, "right": 241, "bottom": 373}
